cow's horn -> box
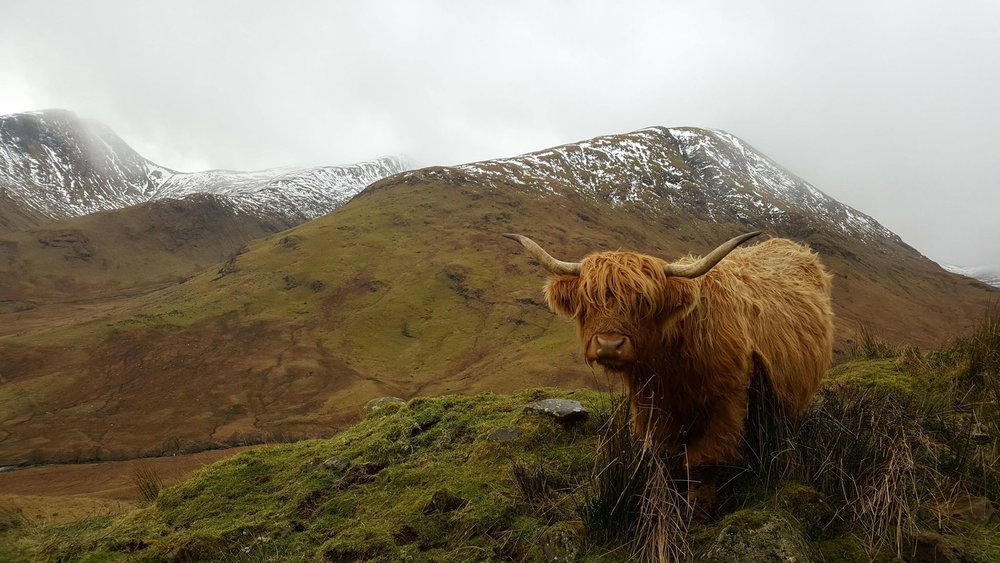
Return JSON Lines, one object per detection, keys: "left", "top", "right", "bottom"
{"left": 663, "top": 231, "right": 762, "bottom": 278}
{"left": 502, "top": 234, "right": 582, "bottom": 276}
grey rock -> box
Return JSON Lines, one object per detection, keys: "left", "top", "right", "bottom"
{"left": 911, "top": 532, "right": 975, "bottom": 563}
{"left": 539, "top": 523, "right": 583, "bottom": 561}
{"left": 941, "top": 495, "right": 995, "bottom": 525}
{"left": 486, "top": 427, "right": 523, "bottom": 442}
{"left": 363, "top": 396, "right": 406, "bottom": 415}
{"left": 700, "top": 511, "right": 809, "bottom": 562}
{"left": 525, "top": 399, "right": 588, "bottom": 425}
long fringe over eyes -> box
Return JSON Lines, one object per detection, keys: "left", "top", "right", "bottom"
{"left": 575, "top": 252, "right": 671, "bottom": 319}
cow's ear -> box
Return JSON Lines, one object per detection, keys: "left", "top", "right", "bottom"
{"left": 544, "top": 276, "right": 580, "bottom": 317}
{"left": 660, "top": 277, "right": 699, "bottom": 326}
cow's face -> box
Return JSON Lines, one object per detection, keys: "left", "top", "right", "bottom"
{"left": 544, "top": 252, "right": 699, "bottom": 371}
{"left": 504, "top": 232, "right": 760, "bottom": 371}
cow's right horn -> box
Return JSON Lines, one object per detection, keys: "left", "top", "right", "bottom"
{"left": 663, "top": 231, "right": 762, "bottom": 278}
{"left": 502, "top": 234, "right": 582, "bottom": 276}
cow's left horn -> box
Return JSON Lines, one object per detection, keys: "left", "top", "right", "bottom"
{"left": 502, "top": 234, "right": 582, "bottom": 276}
{"left": 663, "top": 231, "right": 762, "bottom": 278}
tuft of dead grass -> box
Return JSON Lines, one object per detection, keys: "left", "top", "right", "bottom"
{"left": 131, "top": 463, "right": 164, "bottom": 503}
{"left": 577, "top": 397, "right": 693, "bottom": 561}
{"left": 849, "top": 323, "right": 900, "bottom": 360}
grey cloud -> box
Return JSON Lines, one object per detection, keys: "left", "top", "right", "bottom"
{"left": 0, "top": 0, "right": 997, "bottom": 267}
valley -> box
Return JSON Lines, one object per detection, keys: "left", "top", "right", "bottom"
{"left": 0, "top": 118, "right": 996, "bottom": 542}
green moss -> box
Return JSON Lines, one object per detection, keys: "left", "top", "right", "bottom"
{"left": 824, "top": 358, "right": 925, "bottom": 393}
{"left": 6, "top": 347, "right": 998, "bottom": 562}
{"left": 775, "top": 483, "right": 837, "bottom": 540}
{"left": 697, "top": 509, "right": 809, "bottom": 562}
{"left": 5, "top": 390, "right": 609, "bottom": 562}
{"left": 717, "top": 508, "right": 773, "bottom": 531}
{"left": 812, "top": 536, "right": 870, "bottom": 562}
{"left": 933, "top": 521, "right": 1000, "bottom": 562}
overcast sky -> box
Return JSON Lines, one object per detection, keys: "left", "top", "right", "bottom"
{"left": 1, "top": 1, "right": 997, "bottom": 267}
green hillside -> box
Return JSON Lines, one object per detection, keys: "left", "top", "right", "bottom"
{"left": 0, "top": 194, "right": 291, "bottom": 302}
{"left": 0, "top": 130, "right": 994, "bottom": 466}
{"left": 4, "top": 318, "right": 999, "bottom": 561}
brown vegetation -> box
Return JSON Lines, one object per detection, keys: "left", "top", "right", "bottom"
{"left": 0, "top": 156, "right": 993, "bottom": 469}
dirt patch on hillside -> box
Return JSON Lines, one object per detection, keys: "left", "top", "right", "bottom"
{"left": 0, "top": 446, "right": 257, "bottom": 501}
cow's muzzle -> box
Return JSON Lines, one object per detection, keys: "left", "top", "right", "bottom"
{"left": 586, "top": 333, "right": 636, "bottom": 368}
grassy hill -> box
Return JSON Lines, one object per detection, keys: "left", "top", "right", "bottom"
{"left": 0, "top": 129, "right": 994, "bottom": 466}
{"left": 2, "top": 317, "right": 998, "bottom": 561}
{"left": 0, "top": 194, "right": 293, "bottom": 303}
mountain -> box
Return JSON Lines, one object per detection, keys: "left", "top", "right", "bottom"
{"left": 941, "top": 263, "right": 1000, "bottom": 289}
{"left": 0, "top": 194, "right": 294, "bottom": 305}
{"left": 0, "top": 110, "right": 154, "bottom": 220}
{"left": 0, "top": 127, "right": 993, "bottom": 466}
{"left": 456, "top": 127, "right": 899, "bottom": 244}
{"left": 0, "top": 109, "right": 406, "bottom": 232}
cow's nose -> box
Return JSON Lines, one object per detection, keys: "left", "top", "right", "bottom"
{"left": 587, "top": 333, "right": 636, "bottom": 366}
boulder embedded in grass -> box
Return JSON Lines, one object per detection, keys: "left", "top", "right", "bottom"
{"left": 911, "top": 532, "right": 976, "bottom": 563}
{"left": 939, "top": 496, "right": 996, "bottom": 525}
{"left": 700, "top": 509, "right": 808, "bottom": 562}
{"left": 524, "top": 399, "right": 588, "bottom": 425}
{"left": 321, "top": 455, "right": 350, "bottom": 473}
{"left": 536, "top": 522, "right": 584, "bottom": 561}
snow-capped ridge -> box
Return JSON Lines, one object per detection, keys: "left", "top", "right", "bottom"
{"left": 443, "top": 126, "right": 900, "bottom": 244}
{"left": 940, "top": 263, "right": 1000, "bottom": 288}
{"left": 0, "top": 110, "right": 408, "bottom": 228}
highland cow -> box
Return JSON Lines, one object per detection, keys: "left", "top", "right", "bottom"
{"left": 505, "top": 231, "right": 834, "bottom": 475}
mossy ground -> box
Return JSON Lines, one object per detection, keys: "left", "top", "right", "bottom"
{"left": 3, "top": 320, "right": 1000, "bottom": 561}
{"left": 2, "top": 389, "right": 612, "bottom": 561}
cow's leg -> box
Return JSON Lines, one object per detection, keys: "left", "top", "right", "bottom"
{"left": 682, "top": 392, "right": 747, "bottom": 518}
{"left": 686, "top": 469, "right": 718, "bottom": 522}
{"left": 685, "top": 391, "right": 747, "bottom": 468}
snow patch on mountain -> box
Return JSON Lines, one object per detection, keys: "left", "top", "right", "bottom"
{"left": 670, "top": 128, "right": 899, "bottom": 242}
{"left": 0, "top": 110, "right": 158, "bottom": 218}
{"left": 0, "top": 110, "right": 407, "bottom": 227}
{"left": 151, "top": 159, "right": 406, "bottom": 222}
{"left": 452, "top": 128, "right": 688, "bottom": 205}
{"left": 445, "top": 126, "right": 900, "bottom": 244}
{"left": 940, "top": 263, "right": 1000, "bottom": 288}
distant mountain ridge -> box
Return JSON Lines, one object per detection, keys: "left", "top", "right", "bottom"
{"left": 0, "top": 109, "right": 406, "bottom": 232}
{"left": 447, "top": 126, "right": 900, "bottom": 246}
{"left": 941, "top": 263, "right": 1000, "bottom": 288}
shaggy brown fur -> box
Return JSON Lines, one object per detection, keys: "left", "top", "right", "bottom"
{"left": 543, "top": 237, "right": 834, "bottom": 468}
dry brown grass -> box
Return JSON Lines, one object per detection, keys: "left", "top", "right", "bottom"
{"left": 849, "top": 323, "right": 900, "bottom": 360}
{"left": 577, "top": 398, "right": 693, "bottom": 562}
{"left": 130, "top": 463, "right": 164, "bottom": 503}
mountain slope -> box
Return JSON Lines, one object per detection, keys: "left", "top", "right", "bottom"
{"left": 0, "top": 109, "right": 406, "bottom": 232}
{"left": 0, "top": 110, "right": 156, "bottom": 219}
{"left": 0, "top": 127, "right": 993, "bottom": 466}
{"left": 0, "top": 194, "right": 294, "bottom": 304}
{"left": 451, "top": 127, "right": 898, "bottom": 243}
{"left": 0, "top": 189, "right": 47, "bottom": 233}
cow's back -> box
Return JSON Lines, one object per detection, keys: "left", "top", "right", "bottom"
{"left": 699, "top": 238, "right": 834, "bottom": 413}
